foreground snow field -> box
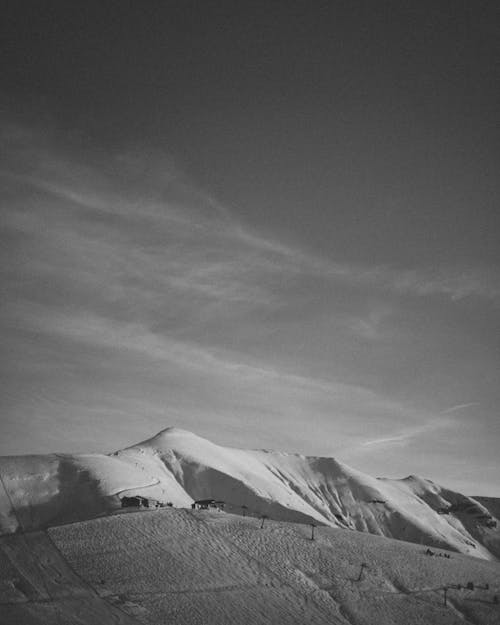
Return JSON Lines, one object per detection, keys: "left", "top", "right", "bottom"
{"left": 1, "top": 428, "right": 499, "bottom": 560}
{"left": 0, "top": 507, "right": 499, "bottom": 625}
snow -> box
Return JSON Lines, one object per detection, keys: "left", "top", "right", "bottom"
{"left": 0, "top": 530, "right": 140, "bottom": 624}
{"left": 0, "top": 427, "right": 498, "bottom": 561}
{"left": 2, "top": 506, "right": 496, "bottom": 625}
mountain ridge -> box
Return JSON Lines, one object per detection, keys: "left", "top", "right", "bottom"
{"left": 0, "top": 427, "right": 498, "bottom": 560}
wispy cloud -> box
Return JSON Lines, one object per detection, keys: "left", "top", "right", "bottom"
{"left": 1, "top": 123, "right": 499, "bottom": 465}
{"left": 1, "top": 298, "right": 428, "bottom": 457}
{"left": 440, "top": 402, "right": 480, "bottom": 415}
{"left": 345, "top": 415, "right": 457, "bottom": 455}
{"left": 4, "top": 302, "right": 407, "bottom": 410}
{"left": 3, "top": 123, "right": 500, "bottom": 312}
{"left": 360, "top": 434, "right": 410, "bottom": 447}
{"left": 345, "top": 306, "right": 394, "bottom": 341}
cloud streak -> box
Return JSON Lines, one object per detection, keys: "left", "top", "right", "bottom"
{"left": 2, "top": 123, "right": 500, "bottom": 310}
{"left": 440, "top": 403, "right": 480, "bottom": 415}
{"left": 358, "top": 416, "right": 456, "bottom": 449}
{"left": 1, "top": 123, "right": 499, "bottom": 487}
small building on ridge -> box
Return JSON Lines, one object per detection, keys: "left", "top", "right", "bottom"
{"left": 121, "top": 495, "right": 150, "bottom": 508}
{"left": 191, "top": 499, "right": 225, "bottom": 511}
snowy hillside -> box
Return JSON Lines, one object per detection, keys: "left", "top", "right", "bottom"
{"left": 0, "top": 427, "right": 498, "bottom": 560}
{"left": 2, "top": 508, "right": 500, "bottom": 625}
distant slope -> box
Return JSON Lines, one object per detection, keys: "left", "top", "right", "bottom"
{"left": 0, "top": 427, "right": 498, "bottom": 561}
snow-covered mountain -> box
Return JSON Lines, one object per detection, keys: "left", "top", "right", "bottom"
{"left": 1, "top": 427, "right": 498, "bottom": 559}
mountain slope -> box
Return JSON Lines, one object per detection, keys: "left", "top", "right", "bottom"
{"left": 3, "top": 509, "right": 500, "bottom": 625}
{"left": 0, "top": 427, "right": 498, "bottom": 560}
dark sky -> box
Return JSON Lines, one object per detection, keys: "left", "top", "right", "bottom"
{"left": 4, "top": 2, "right": 499, "bottom": 263}
{"left": 1, "top": 2, "right": 499, "bottom": 494}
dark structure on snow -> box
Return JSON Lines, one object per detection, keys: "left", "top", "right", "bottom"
{"left": 191, "top": 499, "right": 225, "bottom": 511}
{"left": 121, "top": 495, "right": 150, "bottom": 508}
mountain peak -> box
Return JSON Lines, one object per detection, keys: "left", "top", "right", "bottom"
{"left": 154, "top": 426, "right": 197, "bottom": 437}
{"left": 134, "top": 426, "right": 203, "bottom": 447}
{"left": 1, "top": 428, "right": 498, "bottom": 560}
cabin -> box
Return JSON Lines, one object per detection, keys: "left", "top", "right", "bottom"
{"left": 191, "top": 499, "right": 225, "bottom": 511}
{"left": 121, "top": 495, "right": 150, "bottom": 508}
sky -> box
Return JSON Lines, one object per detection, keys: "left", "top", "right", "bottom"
{"left": 1, "top": 2, "right": 499, "bottom": 495}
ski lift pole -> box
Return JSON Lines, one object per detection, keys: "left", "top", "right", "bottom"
{"left": 310, "top": 522, "right": 316, "bottom": 541}
{"left": 357, "top": 563, "right": 367, "bottom": 582}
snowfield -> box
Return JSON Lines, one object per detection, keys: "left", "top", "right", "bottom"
{"left": 0, "top": 427, "right": 499, "bottom": 561}
{"left": 1, "top": 507, "right": 499, "bottom": 625}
